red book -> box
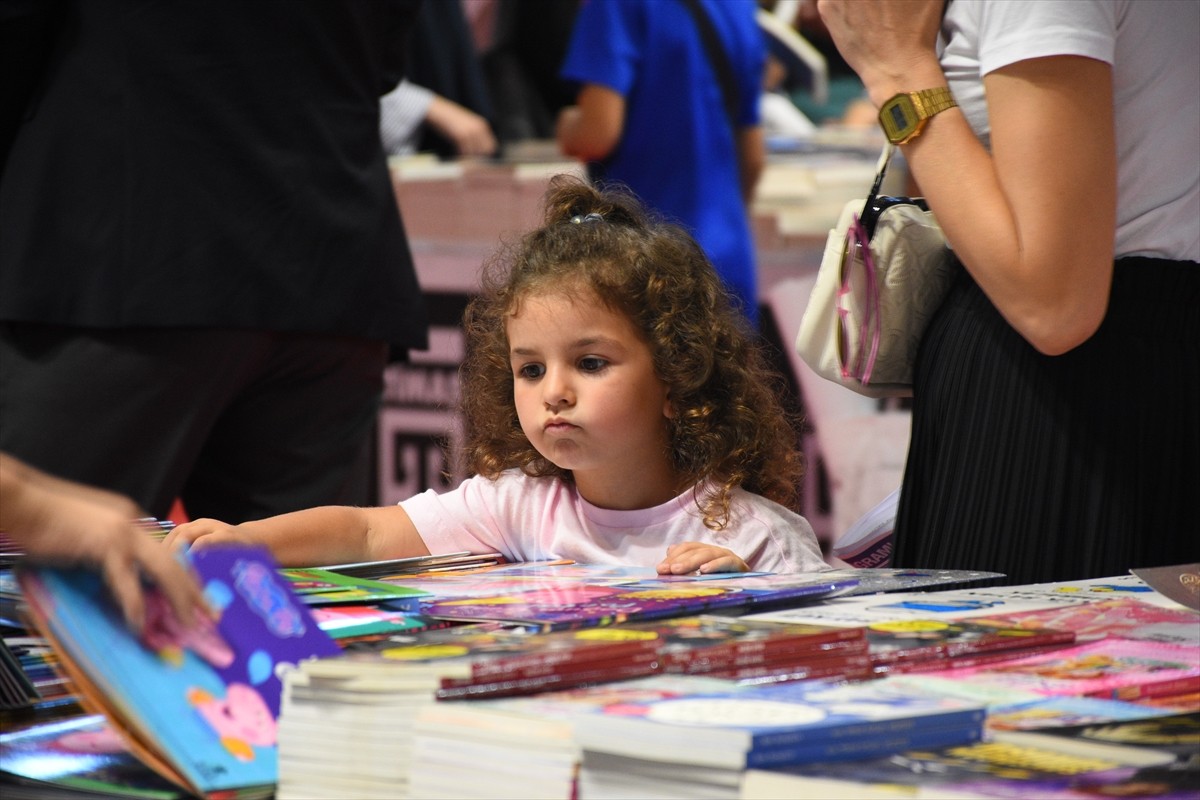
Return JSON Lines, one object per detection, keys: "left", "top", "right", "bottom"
{"left": 865, "top": 617, "right": 1076, "bottom": 670}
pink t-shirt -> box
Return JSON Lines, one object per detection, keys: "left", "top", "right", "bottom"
{"left": 400, "top": 469, "right": 829, "bottom": 574}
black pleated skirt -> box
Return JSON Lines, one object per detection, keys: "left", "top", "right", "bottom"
{"left": 893, "top": 256, "right": 1200, "bottom": 585}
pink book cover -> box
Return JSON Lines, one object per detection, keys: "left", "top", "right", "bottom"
{"left": 972, "top": 597, "right": 1200, "bottom": 646}
{"left": 920, "top": 638, "right": 1200, "bottom": 700}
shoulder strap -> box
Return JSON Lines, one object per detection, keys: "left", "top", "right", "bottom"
{"left": 678, "top": 0, "right": 741, "bottom": 133}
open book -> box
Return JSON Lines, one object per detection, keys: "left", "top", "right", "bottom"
{"left": 17, "top": 545, "right": 340, "bottom": 799}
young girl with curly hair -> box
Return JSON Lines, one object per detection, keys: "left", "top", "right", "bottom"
{"left": 167, "top": 176, "right": 827, "bottom": 574}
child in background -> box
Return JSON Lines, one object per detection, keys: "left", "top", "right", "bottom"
{"left": 166, "top": 177, "right": 827, "bottom": 575}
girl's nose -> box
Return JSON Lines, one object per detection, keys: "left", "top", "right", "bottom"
{"left": 542, "top": 367, "right": 575, "bottom": 410}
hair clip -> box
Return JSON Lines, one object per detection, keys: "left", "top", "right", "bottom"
{"left": 570, "top": 213, "right": 604, "bottom": 224}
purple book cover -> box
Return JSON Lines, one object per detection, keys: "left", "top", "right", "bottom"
{"left": 419, "top": 576, "right": 857, "bottom": 631}
{"left": 178, "top": 546, "right": 343, "bottom": 717}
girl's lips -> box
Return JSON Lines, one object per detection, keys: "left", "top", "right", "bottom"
{"left": 544, "top": 419, "right": 578, "bottom": 433}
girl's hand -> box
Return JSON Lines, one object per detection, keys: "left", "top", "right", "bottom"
{"left": 816, "top": 0, "right": 946, "bottom": 105}
{"left": 163, "top": 518, "right": 256, "bottom": 553}
{"left": 657, "top": 542, "right": 750, "bottom": 575}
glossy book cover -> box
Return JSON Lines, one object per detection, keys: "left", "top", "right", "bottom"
{"left": 417, "top": 573, "right": 858, "bottom": 631}
{"left": 920, "top": 638, "right": 1200, "bottom": 701}
{"left": 17, "top": 545, "right": 340, "bottom": 798}
{"left": 572, "top": 675, "right": 987, "bottom": 770}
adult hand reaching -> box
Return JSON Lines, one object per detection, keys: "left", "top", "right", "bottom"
{"left": 0, "top": 452, "right": 209, "bottom": 634}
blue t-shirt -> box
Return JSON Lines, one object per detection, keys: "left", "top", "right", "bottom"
{"left": 560, "top": 0, "right": 765, "bottom": 320}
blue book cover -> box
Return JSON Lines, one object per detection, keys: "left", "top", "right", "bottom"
{"left": 573, "top": 675, "right": 987, "bottom": 770}
{"left": 17, "top": 545, "right": 341, "bottom": 798}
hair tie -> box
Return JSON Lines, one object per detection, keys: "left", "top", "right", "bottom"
{"left": 570, "top": 212, "right": 604, "bottom": 224}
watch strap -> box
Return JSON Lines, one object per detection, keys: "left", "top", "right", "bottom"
{"left": 911, "top": 87, "right": 956, "bottom": 118}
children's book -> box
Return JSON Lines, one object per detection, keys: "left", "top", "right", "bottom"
{"left": 572, "top": 675, "right": 987, "bottom": 771}
{"left": 278, "top": 567, "right": 430, "bottom": 611}
{"left": 831, "top": 486, "right": 899, "bottom": 569}
{"left": 417, "top": 573, "right": 858, "bottom": 631}
{"left": 308, "top": 604, "right": 439, "bottom": 640}
{"left": 17, "top": 545, "right": 342, "bottom": 799}
{"left": 348, "top": 674, "right": 741, "bottom": 800}
{"left": 864, "top": 617, "right": 1076, "bottom": 672}
{"left": 2, "top": 635, "right": 75, "bottom": 709}
{"left": 992, "top": 710, "right": 1200, "bottom": 766}
{"left": 1137, "top": 690, "right": 1200, "bottom": 713}
{"left": 739, "top": 731, "right": 1189, "bottom": 800}
{"left": 316, "top": 550, "right": 506, "bottom": 581}
{"left": 918, "top": 638, "right": 1200, "bottom": 702}
{"left": 963, "top": 597, "right": 1200, "bottom": 646}
{"left": 0, "top": 713, "right": 188, "bottom": 799}
{"left": 824, "top": 567, "right": 1006, "bottom": 595}
{"left": 742, "top": 585, "right": 1112, "bottom": 629}
{"left": 312, "top": 621, "right": 665, "bottom": 700}
{"left": 940, "top": 690, "right": 1176, "bottom": 734}
{"left": 611, "top": 614, "right": 868, "bottom": 675}
{"left": 0, "top": 635, "right": 41, "bottom": 709}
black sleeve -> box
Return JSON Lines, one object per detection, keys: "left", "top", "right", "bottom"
{"left": 0, "top": 0, "right": 64, "bottom": 178}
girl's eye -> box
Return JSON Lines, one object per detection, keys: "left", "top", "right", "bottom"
{"left": 578, "top": 356, "right": 608, "bottom": 373}
{"left": 517, "top": 363, "right": 545, "bottom": 380}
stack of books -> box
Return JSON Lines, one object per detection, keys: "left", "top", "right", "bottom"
{"left": 273, "top": 615, "right": 866, "bottom": 796}
{"left": 614, "top": 614, "right": 872, "bottom": 684}
{"left": 864, "top": 617, "right": 1076, "bottom": 675}
{"left": 739, "top": 714, "right": 1200, "bottom": 796}
{"left": 10, "top": 544, "right": 1197, "bottom": 799}
{"left": 573, "top": 675, "right": 988, "bottom": 799}
{"left": 741, "top": 710, "right": 1199, "bottom": 799}
{"left": 407, "top": 674, "right": 741, "bottom": 800}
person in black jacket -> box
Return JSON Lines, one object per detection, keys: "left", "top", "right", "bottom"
{"left": 0, "top": 0, "right": 429, "bottom": 524}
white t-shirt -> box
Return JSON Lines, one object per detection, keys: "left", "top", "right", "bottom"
{"left": 400, "top": 469, "right": 829, "bottom": 574}
{"left": 941, "top": 0, "right": 1200, "bottom": 262}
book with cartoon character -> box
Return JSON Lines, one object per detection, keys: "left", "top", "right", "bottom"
{"left": 16, "top": 545, "right": 341, "bottom": 799}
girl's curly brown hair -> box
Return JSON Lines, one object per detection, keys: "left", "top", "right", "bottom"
{"left": 460, "top": 175, "right": 804, "bottom": 529}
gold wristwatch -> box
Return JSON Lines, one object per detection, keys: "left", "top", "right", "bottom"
{"left": 879, "top": 87, "right": 957, "bottom": 145}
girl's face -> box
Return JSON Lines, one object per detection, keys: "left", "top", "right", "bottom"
{"left": 506, "top": 289, "right": 678, "bottom": 509}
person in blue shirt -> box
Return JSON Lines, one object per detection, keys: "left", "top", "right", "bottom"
{"left": 556, "top": 0, "right": 767, "bottom": 325}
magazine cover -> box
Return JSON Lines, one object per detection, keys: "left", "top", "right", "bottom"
{"left": 17, "top": 545, "right": 341, "bottom": 798}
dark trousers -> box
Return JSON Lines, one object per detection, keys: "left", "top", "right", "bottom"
{"left": 0, "top": 324, "right": 387, "bottom": 523}
{"left": 895, "top": 258, "right": 1200, "bottom": 584}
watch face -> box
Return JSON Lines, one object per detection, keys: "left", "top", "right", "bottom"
{"left": 879, "top": 94, "right": 918, "bottom": 143}
{"left": 887, "top": 102, "right": 913, "bottom": 131}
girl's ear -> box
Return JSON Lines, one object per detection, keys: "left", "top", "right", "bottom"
{"left": 662, "top": 393, "right": 675, "bottom": 420}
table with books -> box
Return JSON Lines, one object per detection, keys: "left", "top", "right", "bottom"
{"left": 2, "top": 540, "right": 1198, "bottom": 800}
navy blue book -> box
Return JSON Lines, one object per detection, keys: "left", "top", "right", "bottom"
{"left": 573, "top": 674, "right": 987, "bottom": 770}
